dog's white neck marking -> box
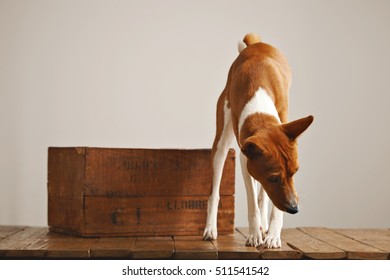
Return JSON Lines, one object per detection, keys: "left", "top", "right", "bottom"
{"left": 238, "top": 87, "right": 280, "bottom": 137}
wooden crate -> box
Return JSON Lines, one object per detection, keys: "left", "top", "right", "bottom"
{"left": 48, "top": 147, "right": 235, "bottom": 237}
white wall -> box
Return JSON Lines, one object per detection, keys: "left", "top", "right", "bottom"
{"left": 1, "top": 0, "right": 389, "bottom": 228}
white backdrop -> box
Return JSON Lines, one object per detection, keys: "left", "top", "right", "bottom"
{"left": 1, "top": 0, "right": 389, "bottom": 228}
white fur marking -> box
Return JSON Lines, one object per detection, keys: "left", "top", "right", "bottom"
{"left": 258, "top": 186, "right": 269, "bottom": 235}
{"left": 238, "top": 87, "right": 280, "bottom": 138}
{"left": 264, "top": 205, "right": 283, "bottom": 248}
{"left": 238, "top": 41, "right": 247, "bottom": 53}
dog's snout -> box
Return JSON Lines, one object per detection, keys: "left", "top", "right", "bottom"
{"left": 286, "top": 201, "right": 299, "bottom": 214}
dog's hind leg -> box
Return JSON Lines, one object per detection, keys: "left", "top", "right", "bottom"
{"left": 203, "top": 95, "right": 233, "bottom": 240}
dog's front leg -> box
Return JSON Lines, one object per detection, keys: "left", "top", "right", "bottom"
{"left": 258, "top": 185, "right": 269, "bottom": 236}
{"left": 240, "top": 152, "right": 263, "bottom": 247}
{"left": 264, "top": 204, "right": 283, "bottom": 248}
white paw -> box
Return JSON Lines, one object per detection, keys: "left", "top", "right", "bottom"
{"left": 264, "top": 233, "right": 281, "bottom": 248}
{"left": 203, "top": 225, "right": 218, "bottom": 240}
{"left": 245, "top": 229, "right": 263, "bottom": 247}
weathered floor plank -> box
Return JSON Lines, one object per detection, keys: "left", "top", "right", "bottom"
{"left": 299, "top": 227, "right": 388, "bottom": 260}
{"left": 30, "top": 238, "right": 98, "bottom": 259}
{"left": 212, "top": 231, "right": 260, "bottom": 259}
{"left": 0, "top": 226, "right": 27, "bottom": 240}
{"left": 282, "top": 228, "right": 346, "bottom": 259}
{"left": 90, "top": 237, "right": 136, "bottom": 258}
{"left": 236, "top": 227, "right": 303, "bottom": 259}
{"left": 132, "top": 237, "right": 174, "bottom": 259}
{"left": 0, "top": 227, "right": 49, "bottom": 258}
{"left": 174, "top": 236, "right": 217, "bottom": 259}
{"left": 334, "top": 228, "right": 390, "bottom": 259}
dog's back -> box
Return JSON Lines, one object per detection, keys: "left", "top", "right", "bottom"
{"left": 226, "top": 34, "right": 292, "bottom": 131}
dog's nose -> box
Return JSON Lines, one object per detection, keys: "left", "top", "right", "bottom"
{"left": 286, "top": 203, "right": 299, "bottom": 214}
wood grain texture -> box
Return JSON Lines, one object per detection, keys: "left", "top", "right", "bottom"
{"left": 174, "top": 236, "right": 217, "bottom": 259}
{"left": 132, "top": 237, "right": 174, "bottom": 259}
{"left": 282, "top": 228, "right": 346, "bottom": 259}
{"left": 212, "top": 232, "right": 260, "bottom": 259}
{"left": 90, "top": 237, "right": 136, "bottom": 258}
{"left": 334, "top": 228, "right": 390, "bottom": 259}
{"left": 0, "top": 226, "right": 26, "bottom": 240}
{"left": 84, "top": 148, "right": 235, "bottom": 196}
{"left": 83, "top": 195, "right": 234, "bottom": 237}
{"left": 235, "top": 227, "right": 303, "bottom": 259}
{"left": 48, "top": 147, "right": 86, "bottom": 234}
{"left": 0, "top": 227, "right": 49, "bottom": 257}
{"left": 299, "top": 227, "right": 388, "bottom": 260}
{"left": 2, "top": 227, "right": 389, "bottom": 259}
{"left": 33, "top": 239, "right": 97, "bottom": 259}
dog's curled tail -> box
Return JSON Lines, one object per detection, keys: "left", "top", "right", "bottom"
{"left": 238, "top": 33, "right": 261, "bottom": 53}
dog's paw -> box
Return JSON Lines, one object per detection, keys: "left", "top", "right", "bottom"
{"left": 263, "top": 233, "right": 281, "bottom": 248}
{"left": 203, "top": 225, "right": 218, "bottom": 240}
{"left": 245, "top": 229, "right": 263, "bottom": 247}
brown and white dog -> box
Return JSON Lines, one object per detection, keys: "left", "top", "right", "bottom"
{"left": 203, "top": 33, "right": 313, "bottom": 248}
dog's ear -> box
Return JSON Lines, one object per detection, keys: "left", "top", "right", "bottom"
{"left": 282, "top": 115, "right": 314, "bottom": 141}
{"left": 241, "top": 136, "right": 264, "bottom": 159}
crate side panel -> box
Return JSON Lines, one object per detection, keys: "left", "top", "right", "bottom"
{"left": 83, "top": 195, "right": 234, "bottom": 236}
{"left": 84, "top": 148, "right": 235, "bottom": 196}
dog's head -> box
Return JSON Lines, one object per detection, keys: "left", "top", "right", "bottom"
{"left": 241, "top": 115, "right": 313, "bottom": 214}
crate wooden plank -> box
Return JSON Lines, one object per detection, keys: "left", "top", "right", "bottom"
{"left": 48, "top": 148, "right": 86, "bottom": 235}
{"left": 236, "top": 227, "right": 303, "bottom": 259}
{"left": 83, "top": 195, "right": 234, "bottom": 236}
{"left": 85, "top": 148, "right": 235, "bottom": 196}
{"left": 334, "top": 229, "right": 390, "bottom": 257}
{"left": 49, "top": 147, "right": 235, "bottom": 197}
{"left": 212, "top": 231, "right": 260, "bottom": 259}
{"left": 282, "top": 228, "right": 346, "bottom": 259}
{"left": 299, "top": 227, "right": 388, "bottom": 260}
{"left": 90, "top": 237, "right": 136, "bottom": 258}
{"left": 173, "top": 236, "right": 217, "bottom": 259}
{"left": 0, "top": 227, "right": 49, "bottom": 258}
{"left": 132, "top": 237, "right": 174, "bottom": 259}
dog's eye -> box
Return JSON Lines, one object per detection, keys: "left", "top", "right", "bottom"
{"left": 268, "top": 175, "right": 281, "bottom": 184}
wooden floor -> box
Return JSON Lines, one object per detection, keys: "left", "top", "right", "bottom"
{"left": 0, "top": 226, "right": 389, "bottom": 259}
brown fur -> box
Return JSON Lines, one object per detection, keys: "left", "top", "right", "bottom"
{"left": 213, "top": 34, "right": 313, "bottom": 213}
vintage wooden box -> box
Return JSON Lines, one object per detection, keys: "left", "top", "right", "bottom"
{"left": 48, "top": 147, "right": 235, "bottom": 237}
